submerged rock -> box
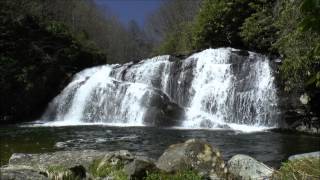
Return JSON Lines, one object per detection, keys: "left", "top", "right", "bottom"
{"left": 288, "top": 151, "right": 320, "bottom": 161}
{"left": 227, "top": 154, "right": 274, "bottom": 180}
{"left": 156, "top": 139, "right": 228, "bottom": 179}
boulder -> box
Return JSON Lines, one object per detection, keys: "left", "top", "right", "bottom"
{"left": 142, "top": 90, "right": 185, "bottom": 127}
{"left": 288, "top": 151, "right": 320, "bottom": 161}
{"left": 5, "top": 150, "right": 139, "bottom": 179}
{"left": 8, "top": 150, "right": 106, "bottom": 170}
{"left": 227, "top": 154, "right": 274, "bottom": 180}
{"left": 123, "top": 158, "right": 156, "bottom": 179}
{"left": 0, "top": 166, "right": 48, "bottom": 180}
{"left": 156, "top": 139, "right": 228, "bottom": 179}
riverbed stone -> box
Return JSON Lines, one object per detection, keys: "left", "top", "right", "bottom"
{"left": 0, "top": 166, "right": 48, "bottom": 180}
{"left": 8, "top": 150, "right": 107, "bottom": 170}
{"left": 288, "top": 151, "right": 320, "bottom": 161}
{"left": 227, "top": 154, "right": 274, "bottom": 180}
{"left": 156, "top": 139, "right": 228, "bottom": 179}
{"left": 123, "top": 158, "right": 156, "bottom": 179}
{"left": 6, "top": 150, "right": 142, "bottom": 179}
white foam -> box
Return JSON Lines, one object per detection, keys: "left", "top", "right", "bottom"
{"left": 38, "top": 48, "right": 279, "bottom": 132}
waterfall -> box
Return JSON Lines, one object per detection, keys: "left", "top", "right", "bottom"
{"left": 42, "top": 48, "right": 279, "bottom": 130}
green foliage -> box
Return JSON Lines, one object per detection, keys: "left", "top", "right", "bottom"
{"left": 89, "top": 159, "right": 127, "bottom": 179}
{"left": 192, "top": 0, "right": 255, "bottom": 49}
{"left": 144, "top": 170, "right": 202, "bottom": 180}
{"left": 240, "top": 0, "right": 278, "bottom": 53}
{"left": 0, "top": 4, "right": 106, "bottom": 122}
{"left": 300, "top": 0, "right": 320, "bottom": 32}
{"left": 274, "top": 0, "right": 320, "bottom": 90}
{"left": 155, "top": 22, "right": 194, "bottom": 55}
{"left": 273, "top": 158, "right": 320, "bottom": 179}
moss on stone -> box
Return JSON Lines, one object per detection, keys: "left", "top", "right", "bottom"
{"left": 45, "top": 164, "right": 86, "bottom": 180}
{"left": 45, "top": 165, "right": 74, "bottom": 180}
{"left": 144, "top": 170, "right": 202, "bottom": 180}
{"left": 88, "top": 158, "right": 128, "bottom": 180}
{"left": 273, "top": 158, "right": 320, "bottom": 180}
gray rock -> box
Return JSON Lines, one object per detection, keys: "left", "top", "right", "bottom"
{"left": 156, "top": 139, "right": 228, "bottom": 179}
{"left": 95, "top": 150, "right": 134, "bottom": 169}
{"left": 9, "top": 150, "right": 106, "bottom": 170}
{"left": 227, "top": 154, "right": 274, "bottom": 180}
{"left": 296, "top": 125, "right": 320, "bottom": 134}
{"left": 0, "top": 166, "right": 48, "bottom": 180}
{"left": 123, "top": 158, "right": 155, "bottom": 179}
{"left": 5, "top": 150, "right": 134, "bottom": 179}
{"left": 288, "top": 151, "right": 320, "bottom": 161}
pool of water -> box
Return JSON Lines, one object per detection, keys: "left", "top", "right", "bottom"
{"left": 0, "top": 125, "right": 319, "bottom": 168}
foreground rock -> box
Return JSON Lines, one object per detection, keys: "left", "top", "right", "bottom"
{"left": 2, "top": 150, "right": 107, "bottom": 179}
{"left": 0, "top": 166, "right": 48, "bottom": 180}
{"left": 1, "top": 150, "right": 156, "bottom": 180}
{"left": 123, "top": 158, "right": 156, "bottom": 179}
{"left": 228, "top": 154, "right": 274, "bottom": 180}
{"left": 5, "top": 139, "right": 315, "bottom": 180}
{"left": 8, "top": 150, "right": 106, "bottom": 170}
{"left": 288, "top": 151, "right": 320, "bottom": 161}
{"left": 156, "top": 139, "right": 228, "bottom": 179}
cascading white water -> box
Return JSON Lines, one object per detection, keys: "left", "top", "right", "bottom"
{"left": 183, "top": 49, "right": 234, "bottom": 128}
{"left": 42, "top": 48, "right": 279, "bottom": 131}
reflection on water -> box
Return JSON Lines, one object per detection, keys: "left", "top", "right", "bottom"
{"left": 0, "top": 125, "right": 319, "bottom": 168}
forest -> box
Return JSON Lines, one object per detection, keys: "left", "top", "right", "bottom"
{"left": 0, "top": 0, "right": 319, "bottom": 123}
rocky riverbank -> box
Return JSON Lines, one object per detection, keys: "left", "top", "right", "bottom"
{"left": 1, "top": 139, "right": 319, "bottom": 180}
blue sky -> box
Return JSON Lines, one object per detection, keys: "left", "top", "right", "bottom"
{"left": 94, "top": 0, "right": 162, "bottom": 27}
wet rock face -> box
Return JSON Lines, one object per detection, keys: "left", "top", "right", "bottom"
{"left": 156, "top": 139, "right": 228, "bottom": 179}
{"left": 277, "top": 88, "right": 320, "bottom": 134}
{"left": 227, "top": 154, "right": 274, "bottom": 180}
{"left": 141, "top": 89, "right": 185, "bottom": 127}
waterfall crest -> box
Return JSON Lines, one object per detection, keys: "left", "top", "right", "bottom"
{"left": 42, "top": 48, "right": 279, "bottom": 130}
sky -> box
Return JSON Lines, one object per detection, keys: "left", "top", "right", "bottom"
{"left": 94, "top": 0, "right": 162, "bottom": 27}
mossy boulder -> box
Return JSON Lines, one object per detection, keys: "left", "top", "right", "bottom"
{"left": 156, "top": 139, "right": 228, "bottom": 179}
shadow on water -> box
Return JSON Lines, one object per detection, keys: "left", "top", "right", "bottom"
{"left": 0, "top": 125, "right": 319, "bottom": 168}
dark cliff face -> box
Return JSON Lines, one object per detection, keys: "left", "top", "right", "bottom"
{"left": 271, "top": 59, "right": 320, "bottom": 134}
{"left": 0, "top": 16, "right": 106, "bottom": 124}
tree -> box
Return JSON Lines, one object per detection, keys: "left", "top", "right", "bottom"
{"left": 274, "top": 0, "right": 320, "bottom": 90}
{"left": 192, "top": 0, "right": 256, "bottom": 49}
{"left": 240, "top": 0, "right": 278, "bottom": 53}
{"left": 145, "top": 0, "right": 201, "bottom": 54}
